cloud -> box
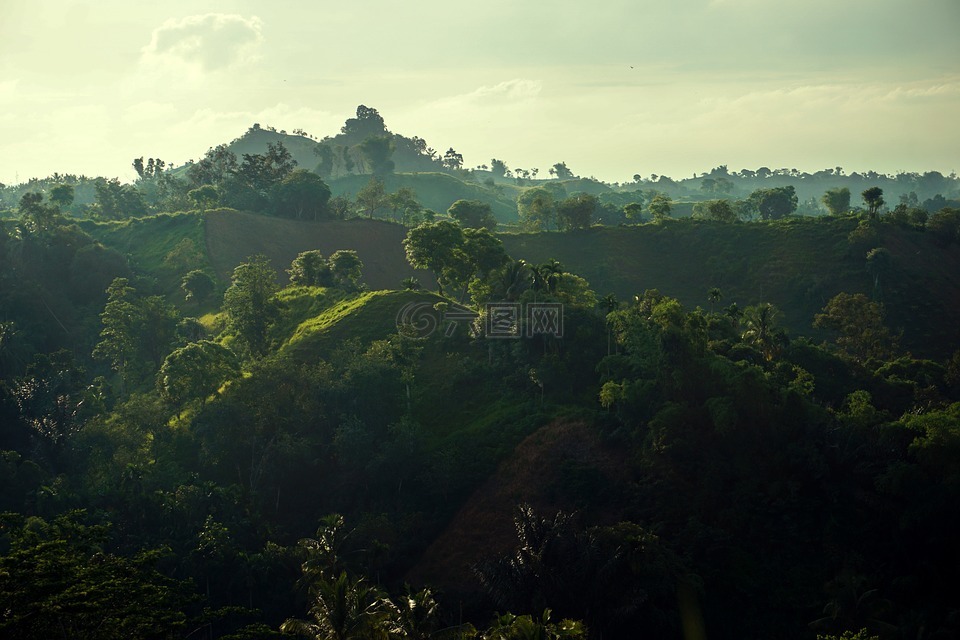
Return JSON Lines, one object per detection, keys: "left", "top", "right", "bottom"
{"left": 142, "top": 14, "right": 264, "bottom": 73}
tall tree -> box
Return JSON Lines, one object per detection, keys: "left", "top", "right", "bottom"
{"left": 222, "top": 255, "right": 280, "bottom": 357}
{"left": 402, "top": 221, "right": 464, "bottom": 296}
{"left": 862, "top": 187, "right": 885, "bottom": 219}
{"left": 355, "top": 177, "right": 388, "bottom": 219}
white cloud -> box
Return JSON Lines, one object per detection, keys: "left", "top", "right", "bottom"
{"left": 141, "top": 14, "right": 264, "bottom": 73}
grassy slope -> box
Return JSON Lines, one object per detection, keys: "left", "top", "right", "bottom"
{"left": 280, "top": 289, "right": 444, "bottom": 360}
{"left": 78, "top": 211, "right": 209, "bottom": 298}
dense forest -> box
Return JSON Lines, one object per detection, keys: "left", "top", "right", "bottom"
{"left": 1, "top": 106, "right": 959, "bottom": 639}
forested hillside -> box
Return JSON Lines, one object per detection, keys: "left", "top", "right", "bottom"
{"left": 2, "top": 106, "right": 960, "bottom": 639}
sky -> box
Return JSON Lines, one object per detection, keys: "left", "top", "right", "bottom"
{"left": 1, "top": 0, "right": 958, "bottom": 185}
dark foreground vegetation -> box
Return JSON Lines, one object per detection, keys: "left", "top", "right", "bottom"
{"left": 1, "top": 108, "right": 960, "bottom": 639}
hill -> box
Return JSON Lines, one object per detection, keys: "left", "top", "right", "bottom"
{"left": 89, "top": 210, "right": 960, "bottom": 360}
{"left": 501, "top": 218, "right": 960, "bottom": 359}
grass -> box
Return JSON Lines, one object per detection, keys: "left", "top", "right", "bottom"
{"left": 281, "top": 289, "right": 446, "bottom": 361}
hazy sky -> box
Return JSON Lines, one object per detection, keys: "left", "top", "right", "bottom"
{"left": 1, "top": 0, "right": 958, "bottom": 185}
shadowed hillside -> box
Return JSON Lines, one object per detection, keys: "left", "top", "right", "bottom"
{"left": 204, "top": 209, "right": 433, "bottom": 289}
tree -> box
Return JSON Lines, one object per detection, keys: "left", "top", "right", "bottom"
{"left": 357, "top": 135, "right": 395, "bottom": 175}
{"left": 693, "top": 199, "right": 737, "bottom": 223}
{"left": 448, "top": 199, "right": 497, "bottom": 230}
{"left": 181, "top": 270, "right": 216, "bottom": 304}
{"left": 821, "top": 187, "right": 851, "bottom": 216}
{"left": 273, "top": 169, "right": 331, "bottom": 220}
{"left": 402, "top": 221, "right": 465, "bottom": 296}
{"left": 340, "top": 104, "right": 388, "bottom": 139}
{"left": 748, "top": 186, "right": 798, "bottom": 220}
{"left": 222, "top": 255, "right": 280, "bottom": 357}
{"left": 623, "top": 202, "right": 644, "bottom": 222}
{"left": 861, "top": 187, "right": 885, "bottom": 219}
{"left": 187, "top": 144, "right": 238, "bottom": 187}
{"left": 741, "top": 303, "right": 783, "bottom": 360}
{"left": 328, "top": 250, "right": 364, "bottom": 292}
{"left": 813, "top": 292, "right": 898, "bottom": 362}
{"left": 490, "top": 158, "right": 508, "bottom": 178}
{"left": 91, "top": 178, "right": 146, "bottom": 220}
{"left": 707, "top": 287, "right": 723, "bottom": 312}
{"left": 157, "top": 340, "right": 240, "bottom": 413}
{"left": 281, "top": 571, "right": 392, "bottom": 640}
{"left": 288, "top": 250, "right": 333, "bottom": 287}
{"left": 442, "top": 147, "right": 464, "bottom": 171}
{"left": 17, "top": 192, "right": 60, "bottom": 235}
{"left": 648, "top": 193, "right": 673, "bottom": 222}
{"left": 356, "top": 177, "right": 388, "bottom": 219}
{"left": 48, "top": 184, "right": 75, "bottom": 211}
{"left": 517, "top": 187, "right": 557, "bottom": 231}
{"left": 385, "top": 187, "right": 422, "bottom": 224}
{"left": 556, "top": 193, "right": 597, "bottom": 230}
{"left": 93, "top": 278, "right": 142, "bottom": 393}
{"left": 927, "top": 207, "right": 960, "bottom": 245}
{"left": 549, "top": 162, "right": 574, "bottom": 180}
{"left": 188, "top": 184, "right": 219, "bottom": 212}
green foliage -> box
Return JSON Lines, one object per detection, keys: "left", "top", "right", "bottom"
{"left": 692, "top": 199, "right": 738, "bottom": 223}
{"left": 272, "top": 169, "right": 332, "bottom": 220}
{"left": 222, "top": 254, "right": 281, "bottom": 357}
{"left": 648, "top": 193, "right": 672, "bottom": 222}
{"left": 555, "top": 193, "right": 598, "bottom": 230}
{"left": 448, "top": 199, "right": 498, "bottom": 230}
{"left": 182, "top": 269, "right": 217, "bottom": 303}
{"left": 157, "top": 340, "right": 240, "bottom": 410}
{"left": 358, "top": 134, "right": 396, "bottom": 175}
{"left": 813, "top": 292, "right": 898, "bottom": 363}
{"left": 748, "top": 185, "right": 798, "bottom": 220}
{"left": 328, "top": 249, "right": 365, "bottom": 292}
{"left": 822, "top": 187, "right": 851, "bottom": 216}
{"left": 861, "top": 186, "right": 885, "bottom": 218}
{"left": 518, "top": 187, "right": 557, "bottom": 231}
{"left": 288, "top": 250, "right": 334, "bottom": 287}
{"left": 0, "top": 511, "right": 194, "bottom": 639}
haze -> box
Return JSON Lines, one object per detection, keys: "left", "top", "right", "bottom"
{"left": 1, "top": 0, "right": 958, "bottom": 185}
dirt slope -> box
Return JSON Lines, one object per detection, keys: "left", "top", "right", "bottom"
{"left": 406, "top": 420, "right": 630, "bottom": 596}
{"left": 205, "top": 210, "right": 434, "bottom": 289}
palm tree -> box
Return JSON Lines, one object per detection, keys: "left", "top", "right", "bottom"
{"left": 538, "top": 259, "right": 564, "bottom": 294}
{"left": 599, "top": 294, "right": 619, "bottom": 356}
{"left": 707, "top": 287, "right": 722, "bottom": 313}
{"left": 741, "top": 303, "right": 781, "bottom": 361}
{"left": 281, "top": 571, "right": 391, "bottom": 640}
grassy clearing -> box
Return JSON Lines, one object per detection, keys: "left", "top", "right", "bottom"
{"left": 281, "top": 289, "right": 445, "bottom": 361}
